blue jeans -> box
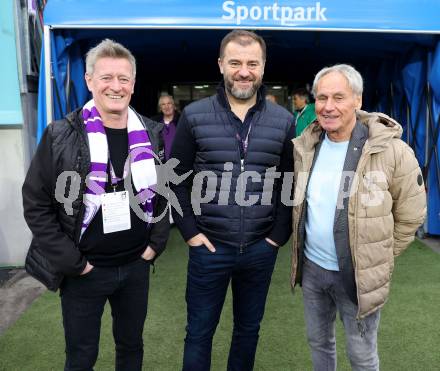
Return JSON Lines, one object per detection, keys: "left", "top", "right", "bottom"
{"left": 302, "top": 257, "right": 380, "bottom": 371}
{"left": 183, "top": 239, "right": 278, "bottom": 371}
{"left": 60, "top": 258, "right": 151, "bottom": 371}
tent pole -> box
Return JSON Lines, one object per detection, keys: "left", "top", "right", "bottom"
{"left": 426, "top": 84, "right": 431, "bottom": 167}
{"left": 44, "top": 25, "right": 53, "bottom": 125}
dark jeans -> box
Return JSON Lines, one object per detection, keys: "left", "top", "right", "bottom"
{"left": 183, "top": 238, "right": 278, "bottom": 371}
{"left": 302, "top": 257, "right": 380, "bottom": 371}
{"left": 60, "top": 258, "right": 150, "bottom": 371}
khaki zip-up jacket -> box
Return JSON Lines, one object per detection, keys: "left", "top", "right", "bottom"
{"left": 291, "top": 110, "right": 427, "bottom": 318}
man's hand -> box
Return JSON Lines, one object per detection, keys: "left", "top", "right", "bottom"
{"left": 186, "top": 233, "right": 216, "bottom": 252}
{"left": 141, "top": 246, "right": 157, "bottom": 261}
{"left": 80, "top": 262, "right": 94, "bottom": 275}
{"left": 265, "top": 237, "right": 279, "bottom": 248}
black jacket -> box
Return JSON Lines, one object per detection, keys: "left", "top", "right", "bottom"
{"left": 170, "top": 86, "right": 295, "bottom": 247}
{"left": 22, "top": 108, "right": 169, "bottom": 290}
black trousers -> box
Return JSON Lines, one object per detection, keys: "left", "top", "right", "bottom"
{"left": 60, "top": 258, "right": 150, "bottom": 371}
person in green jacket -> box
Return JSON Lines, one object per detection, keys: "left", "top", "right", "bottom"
{"left": 292, "top": 87, "right": 316, "bottom": 136}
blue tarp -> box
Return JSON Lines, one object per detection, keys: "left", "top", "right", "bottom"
{"left": 427, "top": 44, "right": 440, "bottom": 234}
{"left": 390, "top": 60, "right": 408, "bottom": 132}
{"left": 37, "top": 32, "right": 88, "bottom": 140}
{"left": 401, "top": 48, "right": 427, "bottom": 166}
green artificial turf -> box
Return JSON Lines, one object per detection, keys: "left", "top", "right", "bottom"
{"left": 0, "top": 230, "right": 439, "bottom": 370}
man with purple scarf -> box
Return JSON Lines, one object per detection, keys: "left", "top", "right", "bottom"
{"left": 22, "top": 39, "right": 169, "bottom": 370}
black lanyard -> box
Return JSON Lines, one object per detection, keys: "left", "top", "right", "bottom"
{"left": 235, "top": 122, "right": 253, "bottom": 158}
{"left": 109, "top": 156, "right": 130, "bottom": 192}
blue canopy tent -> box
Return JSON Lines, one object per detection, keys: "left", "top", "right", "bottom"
{"left": 426, "top": 44, "right": 440, "bottom": 235}
{"left": 401, "top": 48, "right": 427, "bottom": 166}
{"left": 39, "top": 0, "right": 440, "bottom": 233}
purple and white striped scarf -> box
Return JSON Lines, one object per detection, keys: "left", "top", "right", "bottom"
{"left": 81, "top": 99, "right": 157, "bottom": 237}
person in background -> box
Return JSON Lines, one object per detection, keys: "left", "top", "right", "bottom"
{"left": 292, "top": 87, "right": 316, "bottom": 136}
{"left": 265, "top": 93, "right": 277, "bottom": 104}
{"left": 153, "top": 95, "right": 179, "bottom": 161}
{"left": 290, "top": 64, "right": 426, "bottom": 371}
{"left": 22, "top": 39, "right": 169, "bottom": 371}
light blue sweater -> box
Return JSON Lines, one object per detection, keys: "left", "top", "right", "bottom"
{"left": 304, "top": 134, "right": 349, "bottom": 271}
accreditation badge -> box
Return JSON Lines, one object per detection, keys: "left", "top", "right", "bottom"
{"left": 101, "top": 191, "right": 131, "bottom": 234}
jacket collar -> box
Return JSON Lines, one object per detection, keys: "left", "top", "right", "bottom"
{"left": 294, "top": 109, "right": 403, "bottom": 157}
{"left": 348, "top": 119, "right": 369, "bottom": 154}
{"left": 64, "top": 107, "right": 164, "bottom": 155}
{"left": 65, "top": 108, "right": 87, "bottom": 137}
{"left": 356, "top": 110, "right": 402, "bottom": 153}
{"left": 65, "top": 106, "right": 163, "bottom": 131}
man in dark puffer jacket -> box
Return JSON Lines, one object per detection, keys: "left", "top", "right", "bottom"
{"left": 22, "top": 39, "right": 169, "bottom": 371}
{"left": 171, "top": 30, "right": 295, "bottom": 371}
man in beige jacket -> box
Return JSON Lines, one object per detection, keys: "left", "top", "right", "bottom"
{"left": 291, "top": 64, "right": 426, "bottom": 371}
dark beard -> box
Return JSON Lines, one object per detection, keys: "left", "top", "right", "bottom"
{"left": 224, "top": 77, "right": 260, "bottom": 100}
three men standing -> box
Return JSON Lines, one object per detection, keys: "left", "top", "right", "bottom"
{"left": 171, "top": 30, "right": 295, "bottom": 371}
{"left": 22, "top": 30, "right": 427, "bottom": 371}
{"left": 291, "top": 64, "right": 426, "bottom": 370}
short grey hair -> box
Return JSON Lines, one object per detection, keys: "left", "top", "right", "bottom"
{"left": 312, "top": 64, "right": 363, "bottom": 98}
{"left": 85, "top": 39, "right": 136, "bottom": 78}
{"left": 158, "top": 95, "right": 175, "bottom": 106}
{"left": 158, "top": 94, "right": 175, "bottom": 111}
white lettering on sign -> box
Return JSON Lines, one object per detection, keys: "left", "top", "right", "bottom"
{"left": 222, "top": 1, "right": 328, "bottom": 26}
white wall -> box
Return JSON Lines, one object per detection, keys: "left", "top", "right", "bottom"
{"left": 0, "top": 128, "right": 31, "bottom": 266}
